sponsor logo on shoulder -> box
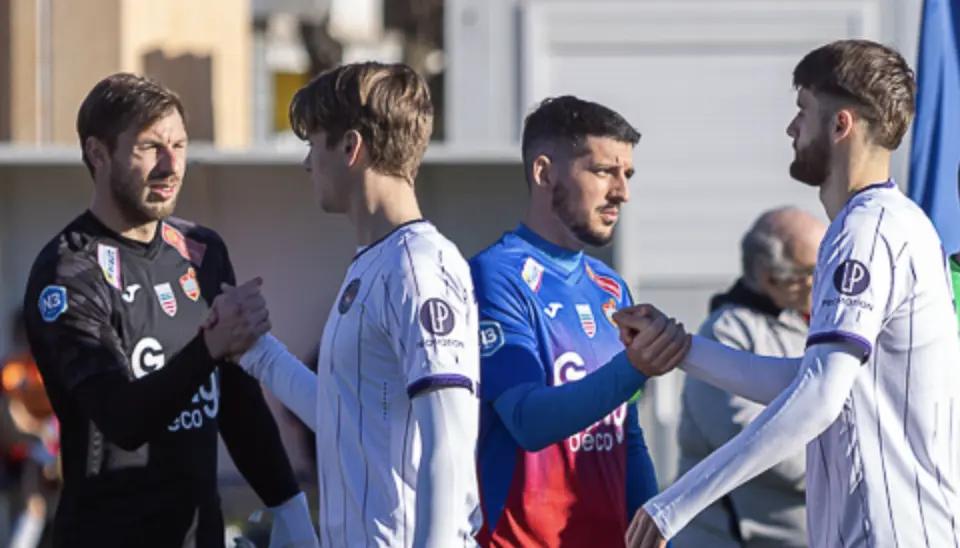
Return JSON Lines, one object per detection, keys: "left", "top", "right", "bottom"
{"left": 544, "top": 302, "right": 563, "bottom": 318}
{"left": 38, "top": 285, "right": 68, "bottom": 323}
{"left": 479, "top": 320, "right": 505, "bottom": 357}
{"left": 162, "top": 223, "right": 207, "bottom": 266}
{"left": 97, "top": 244, "right": 122, "bottom": 290}
{"left": 122, "top": 284, "right": 142, "bottom": 303}
{"left": 154, "top": 283, "right": 178, "bottom": 317}
{"left": 586, "top": 263, "right": 622, "bottom": 301}
{"left": 420, "top": 298, "right": 455, "bottom": 336}
{"left": 521, "top": 257, "right": 544, "bottom": 293}
{"left": 179, "top": 267, "right": 200, "bottom": 302}
{"left": 833, "top": 260, "right": 870, "bottom": 296}
{"left": 575, "top": 304, "right": 596, "bottom": 338}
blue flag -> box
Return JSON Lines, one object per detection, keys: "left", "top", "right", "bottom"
{"left": 910, "top": 0, "right": 960, "bottom": 253}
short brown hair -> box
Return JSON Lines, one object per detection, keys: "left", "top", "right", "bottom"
{"left": 289, "top": 62, "right": 433, "bottom": 182}
{"left": 793, "top": 40, "right": 915, "bottom": 150}
{"left": 76, "top": 73, "right": 185, "bottom": 177}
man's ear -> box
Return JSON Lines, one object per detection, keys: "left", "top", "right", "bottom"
{"left": 530, "top": 154, "right": 552, "bottom": 189}
{"left": 85, "top": 137, "right": 110, "bottom": 174}
{"left": 342, "top": 130, "right": 364, "bottom": 167}
{"left": 833, "top": 108, "right": 856, "bottom": 143}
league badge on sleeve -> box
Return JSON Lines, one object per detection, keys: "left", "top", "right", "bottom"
{"left": 420, "top": 298, "right": 455, "bottom": 335}
{"left": 833, "top": 260, "right": 870, "bottom": 296}
{"left": 521, "top": 257, "right": 544, "bottom": 293}
{"left": 338, "top": 279, "right": 361, "bottom": 314}
{"left": 179, "top": 268, "right": 201, "bottom": 302}
{"left": 479, "top": 320, "right": 505, "bottom": 357}
{"left": 154, "top": 283, "right": 178, "bottom": 317}
{"left": 38, "top": 285, "right": 68, "bottom": 323}
{"left": 97, "top": 244, "right": 122, "bottom": 290}
{"left": 575, "top": 304, "right": 597, "bottom": 338}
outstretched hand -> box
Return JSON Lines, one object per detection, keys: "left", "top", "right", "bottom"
{"left": 612, "top": 304, "right": 691, "bottom": 377}
{"left": 202, "top": 277, "right": 270, "bottom": 360}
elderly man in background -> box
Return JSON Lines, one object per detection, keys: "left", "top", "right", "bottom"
{"left": 674, "top": 207, "right": 826, "bottom": 548}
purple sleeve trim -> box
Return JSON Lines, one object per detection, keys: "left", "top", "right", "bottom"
{"left": 407, "top": 374, "right": 476, "bottom": 398}
{"left": 806, "top": 331, "right": 873, "bottom": 363}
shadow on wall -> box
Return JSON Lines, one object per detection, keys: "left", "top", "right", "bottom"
{"left": 143, "top": 50, "right": 214, "bottom": 142}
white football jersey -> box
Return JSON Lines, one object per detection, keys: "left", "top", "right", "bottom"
{"left": 805, "top": 181, "right": 960, "bottom": 547}
{"left": 313, "top": 220, "right": 481, "bottom": 546}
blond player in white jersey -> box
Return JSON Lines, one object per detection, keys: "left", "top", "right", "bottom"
{"left": 213, "top": 62, "right": 481, "bottom": 547}
{"left": 617, "top": 40, "right": 960, "bottom": 548}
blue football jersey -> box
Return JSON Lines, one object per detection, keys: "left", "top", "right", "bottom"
{"left": 471, "top": 225, "right": 656, "bottom": 547}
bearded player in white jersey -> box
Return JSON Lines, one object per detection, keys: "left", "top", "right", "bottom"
{"left": 213, "top": 62, "right": 481, "bottom": 546}
{"left": 618, "top": 40, "right": 960, "bottom": 548}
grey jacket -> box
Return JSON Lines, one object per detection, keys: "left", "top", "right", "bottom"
{"left": 673, "top": 279, "right": 808, "bottom": 548}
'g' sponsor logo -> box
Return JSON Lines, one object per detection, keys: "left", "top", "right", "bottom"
{"left": 420, "top": 298, "right": 455, "bottom": 335}
{"left": 131, "top": 337, "right": 165, "bottom": 379}
{"left": 833, "top": 260, "right": 870, "bottom": 296}
{"left": 479, "top": 321, "right": 505, "bottom": 357}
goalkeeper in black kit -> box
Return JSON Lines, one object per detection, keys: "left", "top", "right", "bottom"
{"left": 22, "top": 73, "right": 319, "bottom": 548}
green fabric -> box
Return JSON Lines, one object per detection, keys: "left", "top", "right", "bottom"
{"left": 951, "top": 255, "right": 960, "bottom": 334}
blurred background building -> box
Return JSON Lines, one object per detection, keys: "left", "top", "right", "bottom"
{"left": 0, "top": 0, "right": 931, "bottom": 538}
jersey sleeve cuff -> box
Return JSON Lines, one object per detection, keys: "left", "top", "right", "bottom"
{"left": 806, "top": 330, "right": 872, "bottom": 363}
{"left": 407, "top": 374, "right": 476, "bottom": 398}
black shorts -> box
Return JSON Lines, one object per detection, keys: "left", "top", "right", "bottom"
{"left": 53, "top": 495, "right": 224, "bottom": 548}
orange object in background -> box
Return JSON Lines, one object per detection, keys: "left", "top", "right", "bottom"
{"left": 1, "top": 354, "right": 53, "bottom": 420}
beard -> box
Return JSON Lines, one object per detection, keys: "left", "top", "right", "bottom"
{"left": 789, "top": 131, "right": 831, "bottom": 187}
{"left": 109, "top": 164, "right": 178, "bottom": 224}
{"left": 552, "top": 183, "right": 615, "bottom": 247}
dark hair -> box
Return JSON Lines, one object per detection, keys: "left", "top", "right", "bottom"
{"left": 289, "top": 62, "right": 434, "bottom": 182}
{"left": 76, "top": 73, "right": 185, "bottom": 177}
{"left": 793, "top": 40, "right": 915, "bottom": 150}
{"left": 521, "top": 96, "right": 640, "bottom": 183}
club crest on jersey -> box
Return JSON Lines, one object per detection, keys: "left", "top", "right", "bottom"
{"left": 575, "top": 304, "right": 597, "bottom": 338}
{"left": 162, "top": 223, "right": 207, "bottom": 266}
{"left": 521, "top": 257, "right": 544, "bottom": 293}
{"left": 479, "top": 320, "right": 505, "bottom": 357}
{"left": 338, "top": 278, "right": 361, "bottom": 314}
{"left": 833, "top": 260, "right": 870, "bottom": 296}
{"left": 97, "top": 244, "right": 122, "bottom": 290}
{"left": 38, "top": 285, "right": 68, "bottom": 323}
{"left": 601, "top": 298, "right": 617, "bottom": 326}
{"left": 420, "top": 298, "right": 456, "bottom": 335}
{"left": 154, "top": 283, "right": 178, "bottom": 317}
{"left": 179, "top": 268, "right": 200, "bottom": 302}
{"left": 586, "top": 264, "right": 622, "bottom": 301}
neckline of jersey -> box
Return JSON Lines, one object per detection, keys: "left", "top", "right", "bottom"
{"left": 851, "top": 179, "right": 897, "bottom": 198}
{"left": 513, "top": 224, "right": 585, "bottom": 277}
{"left": 81, "top": 210, "right": 163, "bottom": 257}
{"left": 352, "top": 218, "right": 429, "bottom": 262}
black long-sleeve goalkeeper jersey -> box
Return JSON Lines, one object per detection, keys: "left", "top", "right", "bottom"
{"left": 23, "top": 211, "right": 299, "bottom": 547}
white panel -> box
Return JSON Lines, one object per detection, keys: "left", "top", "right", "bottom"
{"left": 519, "top": 0, "right": 880, "bottom": 286}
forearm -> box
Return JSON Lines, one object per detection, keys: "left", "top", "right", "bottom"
{"left": 645, "top": 343, "right": 861, "bottom": 539}
{"left": 74, "top": 334, "right": 217, "bottom": 450}
{"left": 680, "top": 335, "right": 801, "bottom": 404}
{"left": 219, "top": 361, "right": 300, "bottom": 507}
{"left": 625, "top": 407, "right": 659, "bottom": 516}
{"left": 413, "top": 387, "right": 476, "bottom": 547}
{"left": 239, "top": 334, "right": 317, "bottom": 431}
{"left": 494, "top": 352, "right": 646, "bottom": 451}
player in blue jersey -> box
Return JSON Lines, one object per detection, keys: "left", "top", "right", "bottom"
{"left": 471, "top": 96, "right": 690, "bottom": 547}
